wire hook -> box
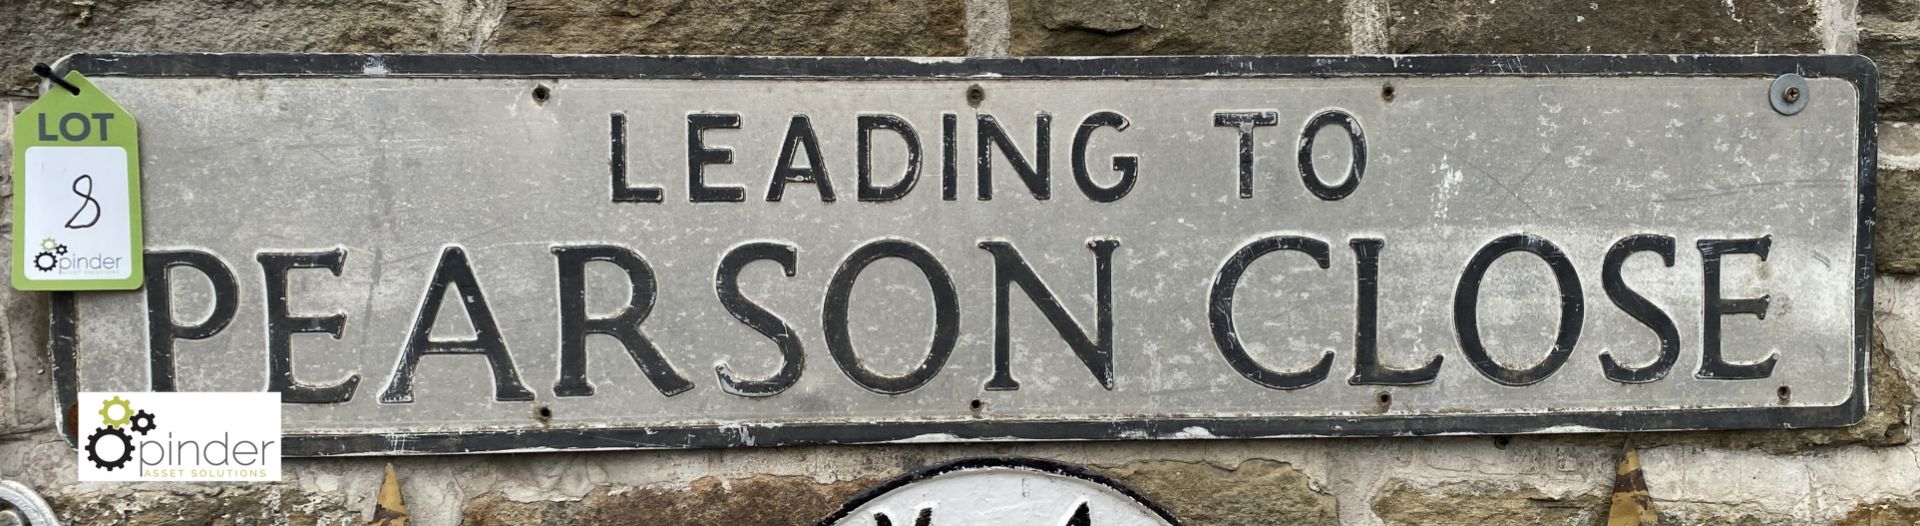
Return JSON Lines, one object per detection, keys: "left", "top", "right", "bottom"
{"left": 32, "top": 63, "right": 80, "bottom": 96}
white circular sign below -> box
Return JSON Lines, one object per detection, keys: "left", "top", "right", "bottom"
{"left": 821, "top": 458, "right": 1179, "bottom": 526}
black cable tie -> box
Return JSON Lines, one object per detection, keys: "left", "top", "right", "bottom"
{"left": 32, "top": 63, "right": 80, "bottom": 96}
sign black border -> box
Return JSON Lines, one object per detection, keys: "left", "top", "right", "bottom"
{"left": 44, "top": 53, "right": 1877, "bottom": 456}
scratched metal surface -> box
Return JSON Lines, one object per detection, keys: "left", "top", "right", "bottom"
{"left": 69, "top": 74, "right": 1860, "bottom": 438}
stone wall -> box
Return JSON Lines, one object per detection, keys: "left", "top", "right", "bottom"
{"left": 2, "top": 0, "right": 1918, "bottom": 524}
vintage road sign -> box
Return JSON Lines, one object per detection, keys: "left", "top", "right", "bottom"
{"left": 818, "top": 458, "right": 1179, "bottom": 526}
{"left": 46, "top": 54, "right": 1874, "bottom": 455}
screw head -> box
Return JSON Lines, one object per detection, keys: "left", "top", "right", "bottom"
{"left": 1769, "top": 74, "right": 1808, "bottom": 115}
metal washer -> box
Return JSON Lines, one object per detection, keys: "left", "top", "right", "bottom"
{"left": 1771, "top": 73, "right": 1809, "bottom": 115}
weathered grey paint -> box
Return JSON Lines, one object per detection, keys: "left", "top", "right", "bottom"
{"left": 64, "top": 66, "right": 1864, "bottom": 450}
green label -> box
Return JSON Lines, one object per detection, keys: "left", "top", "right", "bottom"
{"left": 10, "top": 71, "right": 144, "bottom": 291}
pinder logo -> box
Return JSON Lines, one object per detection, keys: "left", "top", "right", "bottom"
{"left": 84, "top": 395, "right": 151, "bottom": 470}
{"left": 77, "top": 392, "right": 280, "bottom": 482}
{"left": 30, "top": 234, "right": 123, "bottom": 276}
{"left": 32, "top": 237, "right": 68, "bottom": 272}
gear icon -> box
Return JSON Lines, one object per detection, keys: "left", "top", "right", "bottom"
{"left": 85, "top": 426, "right": 133, "bottom": 471}
{"left": 129, "top": 410, "right": 156, "bottom": 435}
{"left": 99, "top": 396, "right": 132, "bottom": 427}
{"left": 32, "top": 252, "right": 56, "bottom": 272}
{"left": 39, "top": 238, "right": 56, "bottom": 251}
{"left": 55, "top": 244, "right": 68, "bottom": 255}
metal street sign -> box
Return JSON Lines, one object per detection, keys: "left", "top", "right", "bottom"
{"left": 818, "top": 458, "right": 1179, "bottom": 526}
{"left": 47, "top": 54, "right": 1874, "bottom": 455}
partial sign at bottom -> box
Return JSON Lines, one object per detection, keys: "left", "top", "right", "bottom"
{"left": 821, "top": 458, "right": 1179, "bottom": 526}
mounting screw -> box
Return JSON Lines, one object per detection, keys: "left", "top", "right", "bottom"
{"left": 1769, "top": 74, "right": 1808, "bottom": 115}
{"left": 966, "top": 84, "right": 985, "bottom": 107}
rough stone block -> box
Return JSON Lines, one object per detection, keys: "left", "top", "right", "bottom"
{"left": 0, "top": 249, "right": 52, "bottom": 436}
{"left": 1836, "top": 494, "right": 1920, "bottom": 525}
{"left": 0, "top": 98, "right": 54, "bottom": 436}
{"left": 487, "top": 0, "right": 965, "bottom": 56}
{"left": 1371, "top": 479, "right": 1605, "bottom": 526}
{"left": 1882, "top": 165, "right": 1920, "bottom": 274}
{"left": 1868, "top": 0, "right": 1920, "bottom": 19}
{"left": 462, "top": 474, "right": 883, "bottom": 526}
{"left": 0, "top": 0, "right": 457, "bottom": 97}
{"left": 1864, "top": 0, "right": 1920, "bottom": 122}
{"left": 1008, "top": 0, "right": 1349, "bottom": 55}
{"left": 1655, "top": 503, "right": 1796, "bottom": 526}
{"left": 50, "top": 486, "right": 356, "bottom": 526}
{"left": 1098, "top": 459, "right": 1337, "bottom": 526}
{"left": 1388, "top": 0, "right": 1821, "bottom": 53}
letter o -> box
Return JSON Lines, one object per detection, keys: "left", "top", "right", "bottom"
{"left": 59, "top": 113, "right": 91, "bottom": 142}
{"left": 1453, "top": 234, "right": 1584, "bottom": 386}
{"left": 1296, "top": 110, "right": 1366, "bottom": 200}
{"left": 823, "top": 239, "right": 960, "bottom": 395}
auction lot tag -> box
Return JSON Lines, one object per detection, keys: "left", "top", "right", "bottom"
{"left": 10, "top": 71, "right": 143, "bottom": 291}
{"left": 49, "top": 54, "right": 1874, "bottom": 456}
